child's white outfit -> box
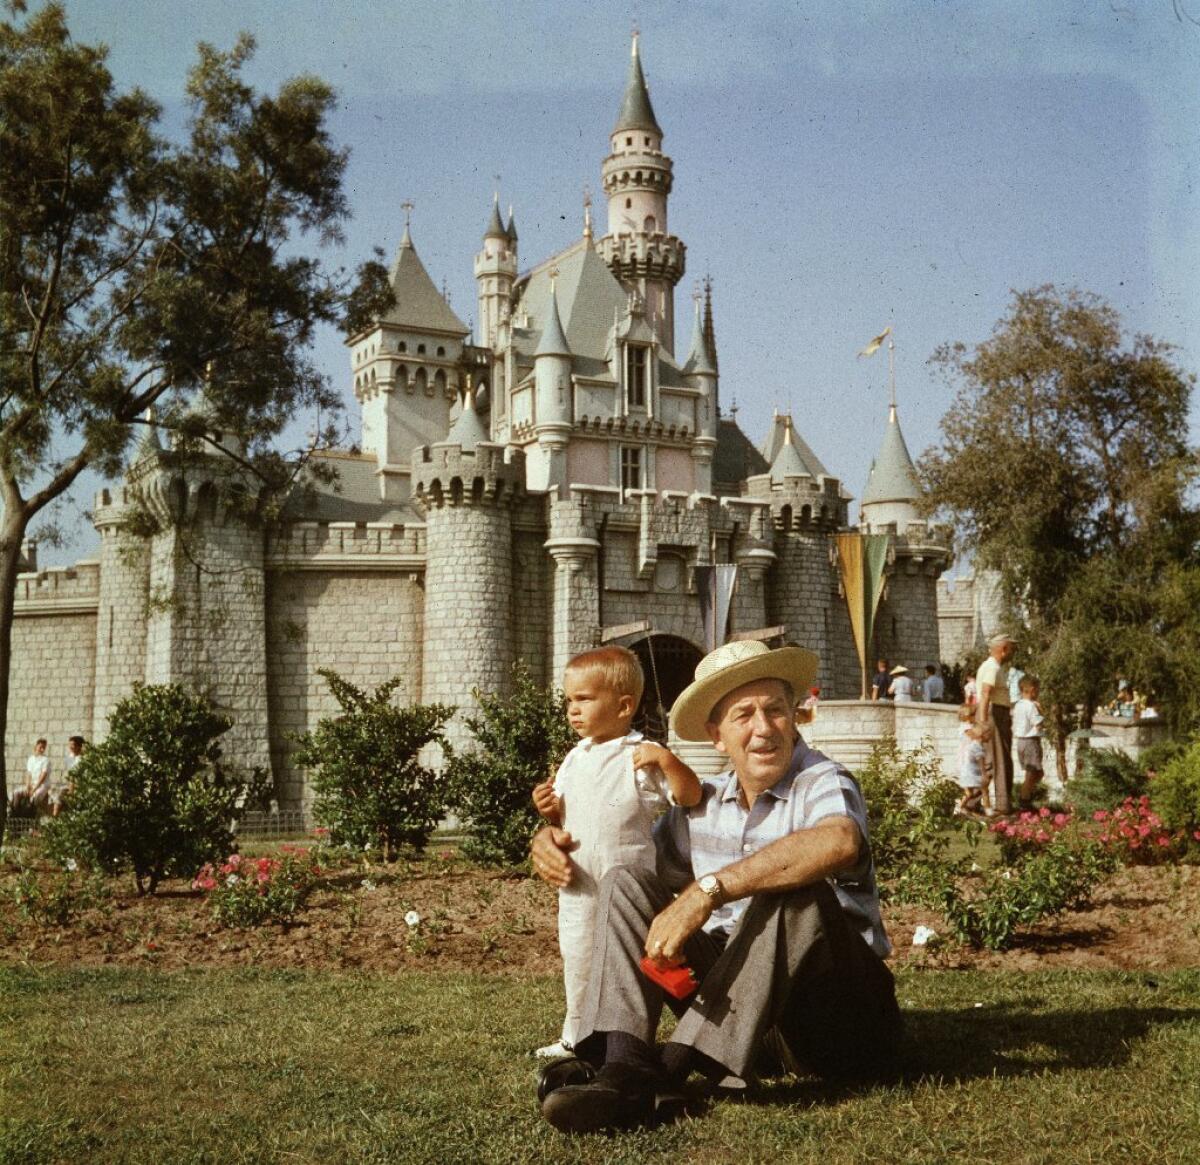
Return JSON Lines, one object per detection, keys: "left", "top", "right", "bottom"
{"left": 1012, "top": 696, "right": 1045, "bottom": 773}
{"left": 552, "top": 729, "right": 672, "bottom": 1048}
{"left": 957, "top": 723, "right": 985, "bottom": 791}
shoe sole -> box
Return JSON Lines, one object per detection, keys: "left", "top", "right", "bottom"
{"left": 541, "top": 1085, "right": 653, "bottom": 1134}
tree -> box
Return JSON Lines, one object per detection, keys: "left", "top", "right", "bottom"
{"left": 444, "top": 662, "right": 576, "bottom": 866}
{"left": 0, "top": 4, "right": 392, "bottom": 842}
{"left": 293, "top": 669, "right": 454, "bottom": 859}
{"left": 921, "top": 286, "right": 1198, "bottom": 759}
{"left": 43, "top": 683, "right": 258, "bottom": 895}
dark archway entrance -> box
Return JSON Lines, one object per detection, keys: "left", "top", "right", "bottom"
{"left": 629, "top": 634, "right": 704, "bottom": 740}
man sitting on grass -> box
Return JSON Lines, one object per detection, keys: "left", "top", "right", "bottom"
{"left": 530, "top": 640, "right": 901, "bottom": 1134}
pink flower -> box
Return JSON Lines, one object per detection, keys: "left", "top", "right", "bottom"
{"left": 1157, "top": 837, "right": 1170, "bottom": 847}
{"left": 1093, "top": 810, "right": 1109, "bottom": 821}
{"left": 228, "top": 853, "right": 242, "bottom": 867}
{"left": 1193, "top": 830, "right": 1200, "bottom": 841}
{"left": 257, "top": 871, "right": 270, "bottom": 884}
{"left": 1039, "top": 807, "right": 1051, "bottom": 819}
{"left": 1138, "top": 825, "right": 1151, "bottom": 838}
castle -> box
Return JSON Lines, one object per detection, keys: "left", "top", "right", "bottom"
{"left": 6, "top": 38, "right": 963, "bottom": 804}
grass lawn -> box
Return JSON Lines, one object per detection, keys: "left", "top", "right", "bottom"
{"left": 1, "top": 966, "right": 1198, "bottom": 1164}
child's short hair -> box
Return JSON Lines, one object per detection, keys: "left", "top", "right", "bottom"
{"left": 565, "top": 646, "right": 645, "bottom": 704}
{"left": 957, "top": 703, "right": 975, "bottom": 723}
{"left": 1019, "top": 674, "right": 1039, "bottom": 694}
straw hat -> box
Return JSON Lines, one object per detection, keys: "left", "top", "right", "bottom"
{"left": 669, "top": 640, "right": 819, "bottom": 741}
{"left": 987, "top": 632, "right": 1016, "bottom": 648}
{"left": 890, "top": 665, "right": 909, "bottom": 676}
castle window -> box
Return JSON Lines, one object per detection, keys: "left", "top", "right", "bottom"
{"left": 625, "top": 197, "right": 632, "bottom": 209}
{"left": 417, "top": 343, "right": 426, "bottom": 355}
{"left": 414, "top": 367, "right": 428, "bottom": 395}
{"left": 396, "top": 364, "right": 408, "bottom": 390}
{"left": 643, "top": 215, "right": 657, "bottom": 233}
{"left": 434, "top": 368, "right": 447, "bottom": 395}
{"left": 626, "top": 136, "right": 632, "bottom": 145}
{"left": 621, "top": 446, "right": 643, "bottom": 492}
{"left": 436, "top": 345, "right": 446, "bottom": 357}
{"left": 399, "top": 342, "right": 407, "bottom": 353}
{"left": 644, "top": 136, "right": 651, "bottom": 146}
{"left": 625, "top": 344, "right": 648, "bottom": 409}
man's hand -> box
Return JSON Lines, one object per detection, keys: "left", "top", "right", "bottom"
{"left": 644, "top": 885, "right": 713, "bottom": 967}
{"left": 532, "top": 779, "right": 560, "bottom": 822}
{"left": 531, "top": 826, "right": 576, "bottom": 888}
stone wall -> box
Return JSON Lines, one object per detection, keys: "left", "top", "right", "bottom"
{"left": 5, "top": 566, "right": 100, "bottom": 796}
{"left": 265, "top": 568, "right": 425, "bottom": 807}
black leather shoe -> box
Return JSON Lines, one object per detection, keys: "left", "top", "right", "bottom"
{"left": 536, "top": 1056, "right": 595, "bottom": 1103}
{"left": 541, "top": 1062, "right": 660, "bottom": 1134}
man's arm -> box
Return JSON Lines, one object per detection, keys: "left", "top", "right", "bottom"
{"left": 976, "top": 682, "right": 993, "bottom": 726}
{"left": 645, "top": 816, "right": 861, "bottom": 965}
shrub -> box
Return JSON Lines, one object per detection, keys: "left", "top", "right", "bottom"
{"left": 9, "top": 868, "right": 111, "bottom": 927}
{"left": 936, "top": 831, "right": 1116, "bottom": 950}
{"left": 42, "top": 684, "right": 256, "bottom": 895}
{"left": 993, "top": 800, "right": 1186, "bottom": 865}
{"left": 443, "top": 663, "right": 576, "bottom": 866}
{"left": 1150, "top": 741, "right": 1200, "bottom": 841}
{"left": 1067, "top": 748, "right": 1147, "bottom": 816}
{"left": 193, "top": 846, "right": 321, "bottom": 927}
{"left": 294, "top": 669, "right": 453, "bottom": 859}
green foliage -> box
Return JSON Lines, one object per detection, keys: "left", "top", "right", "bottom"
{"left": 9, "top": 868, "right": 111, "bottom": 927}
{"left": 921, "top": 285, "right": 1199, "bottom": 734}
{"left": 856, "top": 737, "right": 954, "bottom": 891}
{"left": 443, "top": 663, "right": 576, "bottom": 866}
{"left": 294, "top": 670, "right": 453, "bottom": 860}
{"left": 934, "top": 832, "right": 1116, "bottom": 951}
{"left": 193, "top": 848, "right": 321, "bottom": 928}
{"left": 1068, "top": 748, "right": 1148, "bottom": 816}
{"left": 42, "top": 684, "right": 251, "bottom": 895}
{"left": 1150, "top": 742, "right": 1200, "bottom": 838}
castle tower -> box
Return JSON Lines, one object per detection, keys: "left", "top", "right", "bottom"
{"left": 91, "top": 427, "right": 155, "bottom": 738}
{"left": 125, "top": 428, "right": 273, "bottom": 782}
{"left": 350, "top": 221, "right": 469, "bottom": 500}
{"left": 598, "top": 34, "right": 686, "bottom": 354}
{"left": 859, "top": 393, "right": 951, "bottom": 674}
{"left": 533, "top": 277, "right": 573, "bottom": 494}
{"left": 411, "top": 435, "right": 525, "bottom": 748}
{"left": 683, "top": 296, "right": 718, "bottom": 493}
{"left": 474, "top": 195, "right": 517, "bottom": 352}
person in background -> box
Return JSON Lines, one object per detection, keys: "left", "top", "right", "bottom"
{"left": 922, "top": 665, "right": 944, "bottom": 703}
{"left": 60, "top": 735, "right": 86, "bottom": 814}
{"left": 976, "top": 634, "right": 1016, "bottom": 814}
{"left": 24, "top": 738, "right": 51, "bottom": 813}
{"left": 870, "top": 659, "right": 891, "bottom": 701}
{"left": 888, "top": 665, "right": 915, "bottom": 702}
{"left": 1012, "top": 676, "right": 1044, "bottom": 813}
{"left": 955, "top": 704, "right": 992, "bottom": 817}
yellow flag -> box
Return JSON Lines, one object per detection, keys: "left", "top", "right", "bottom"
{"left": 857, "top": 326, "right": 892, "bottom": 359}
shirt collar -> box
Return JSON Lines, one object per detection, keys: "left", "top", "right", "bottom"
{"left": 580, "top": 729, "right": 642, "bottom": 752}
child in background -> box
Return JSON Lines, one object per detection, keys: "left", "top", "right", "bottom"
{"left": 531, "top": 646, "right": 702, "bottom": 1058}
{"left": 1012, "top": 675, "right": 1045, "bottom": 812}
{"left": 955, "top": 703, "right": 993, "bottom": 817}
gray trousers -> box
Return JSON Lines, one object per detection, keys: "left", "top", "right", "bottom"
{"left": 575, "top": 866, "right": 901, "bottom": 1081}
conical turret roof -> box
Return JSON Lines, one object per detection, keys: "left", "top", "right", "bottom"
{"left": 770, "top": 419, "right": 812, "bottom": 480}
{"left": 445, "top": 389, "right": 490, "bottom": 448}
{"left": 862, "top": 405, "right": 922, "bottom": 506}
{"left": 382, "top": 229, "right": 468, "bottom": 335}
{"left": 506, "top": 209, "right": 518, "bottom": 244}
{"left": 684, "top": 300, "right": 716, "bottom": 376}
{"left": 484, "top": 195, "right": 507, "bottom": 240}
{"left": 535, "top": 281, "right": 572, "bottom": 357}
{"left": 613, "top": 35, "right": 661, "bottom": 134}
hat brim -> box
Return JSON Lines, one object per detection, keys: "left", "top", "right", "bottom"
{"left": 669, "top": 646, "right": 819, "bottom": 741}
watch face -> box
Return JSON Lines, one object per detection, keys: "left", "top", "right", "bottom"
{"left": 700, "top": 875, "right": 719, "bottom": 896}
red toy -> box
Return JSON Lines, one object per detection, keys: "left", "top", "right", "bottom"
{"left": 639, "top": 955, "right": 699, "bottom": 1000}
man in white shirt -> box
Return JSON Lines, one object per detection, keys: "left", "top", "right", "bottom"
{"left": 976, "top": 634, "right": 1016, "bottom": 813}
{"left": 922, "top": 665, "right": 945, "bottom": 703}
{"left": 24, "top": 738, "right": 50, "bottom": 810}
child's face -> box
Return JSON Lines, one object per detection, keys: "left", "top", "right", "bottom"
{"left": 564, "top": 669, "right": 635, "bottom": 743}
{"left": 1024, "top": 684, "right": 1040, "bottom": 702}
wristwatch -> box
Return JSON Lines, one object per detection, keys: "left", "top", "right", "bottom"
{"left": 697, "top": 873, "right": 725, "bottom": 908}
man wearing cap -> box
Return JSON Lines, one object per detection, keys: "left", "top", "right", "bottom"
{"left": 531, "top": 640, "right": 900, "bottom": 1134}
{"left": 976, "top": 634, "right": 1016, "bottom": 813}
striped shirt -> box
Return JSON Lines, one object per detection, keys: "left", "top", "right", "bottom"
{"left": 654, "top": 739, "right": 890, "bottom": 958}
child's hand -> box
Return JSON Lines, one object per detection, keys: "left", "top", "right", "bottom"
{"left": 532, "top": 779, "right": 560, "bottom": 820}
{"left": 632, "top": 742, "right": 670, "bottom": 771}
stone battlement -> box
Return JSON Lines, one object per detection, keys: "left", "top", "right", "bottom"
{"left": 411, "top": 440, "right": 525, "bottom": 510}
{"left": 14, "top": 561, "right": 101, "bottom": 613}
{"left": 743, "top": 471, "right": 847, "bottom": 530}
{"left": 266, "top": 520, "right": 426, "bottom": 571}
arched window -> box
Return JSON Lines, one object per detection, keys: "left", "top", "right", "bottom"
{"left": 436, "top": 345, "right": 446, "bottom": 357}
{"left": 625, "top": 197, "right": 632, "bottom": 209}
{"left": 414, "top": 368, "right": 428, "bottom": 395}
{"left": 433, "top": 369, "right": 446, "bottom": 395}
{"left": 417, "top": 343, "right": 426, "bottom": 355}
{"left": 395, "top": 364, "right": 408, "bottom": 390}
{"left": 398, "top": 341, "right": 407, "bottom": 353}
{"left": 643, "top": 215, "right": 657, "bottom": 233}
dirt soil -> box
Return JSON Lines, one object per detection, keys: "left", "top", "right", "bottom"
{"left": 3, "top": 850, "right": 1199, "bottom": 975}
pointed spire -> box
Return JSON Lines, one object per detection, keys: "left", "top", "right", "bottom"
{"left": 703, "top": 275, "right": 718, "bottom": 376}
{"left": 582, "top": 186, "right": 593, "bottom": 240}
{"left": 770, "top": 418, "right": 811, "bottom": 480}
{"left": 861, "top": 402, "right": 922, "bottom": 507}
{"left": 446, "top": 381, "right": 490, "bottom": 448}
{"left": 485, "top": 193, "right": 507, "bottom": 240}
{"left": 613, "top": 31, "right": 662, "bottom": 135}
{"left": 685, "top": 296, "right": 715, "bottom": 376}
{"left": 535, "top": 274, "right": 572, "bottom": 357}
{"left": 135, "top": 405, "right": 163, "bottom": 462}
{"left": 505, "top": 204, "right": 518, "bottom": 244}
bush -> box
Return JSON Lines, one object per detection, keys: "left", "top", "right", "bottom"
{"left": 9, "top": 867, "right": 111, "bottom": 927}
{"left": 42, "top": 684, "right": 255, "bottom": 895}
{"left": 1150, "top": 741, "right": 1200, "bottom": 840}
{"left": 294, "top": 669, "right": 453, "bottom": 859}
{"left": 193, "top": 846, "right": 321, "bottom": 927}
{"left": 1068, "top": 748, "right": 1147, "bottom": 816}
{"left": 444, "top": 663, "right": 576, "bottom": 866}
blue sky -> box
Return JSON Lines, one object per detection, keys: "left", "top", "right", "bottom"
{"left": 38, "top": 0, "right": 1200, "bottom": 568}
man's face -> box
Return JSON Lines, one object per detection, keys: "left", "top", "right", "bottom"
{"left": 706, "top": 678, "right": 797, "bottom": 789}
{"left": 995, "top": 640, "right": 1015, "bottom": 663}
{"left": 876, "top": 660, "right": 887, "bottom": 673}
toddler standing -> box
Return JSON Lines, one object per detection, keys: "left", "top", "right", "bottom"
{"left": 955, "top": 704, "right": 993, "bottom": 817}
{"left": 1012, "top": 675, "right": 1045, "bottom": 812}
{"left": 531, "top": 646, "right": 702, "bottom": 1057}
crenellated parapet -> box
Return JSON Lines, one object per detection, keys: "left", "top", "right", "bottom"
{"left": 597, "top": 233, "right": 686, "bottom": 285}
{"left": 744, "top": 470, "right": 849, "bottom": 531}
{"left": 13, "top": 561, "right": 101, "bottom": 614}
{"left": 266, "top": 520, "right": 425, "bottom": 573}
{"left": 410, "top": 441, "right": 525, "bottom": 512}
{"left": 867, "top": 518, "right": 953, "bottom": 577}
{"left": 123, "top": 451, "right": 266, "bottom": 531}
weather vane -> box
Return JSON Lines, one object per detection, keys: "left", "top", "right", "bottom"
{"left": 401, "top": 199, "right": 414, "bottom": 229}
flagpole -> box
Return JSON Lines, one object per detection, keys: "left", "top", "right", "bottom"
{"left": 887, "top": 333, "right": 896, "bottom": 415}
